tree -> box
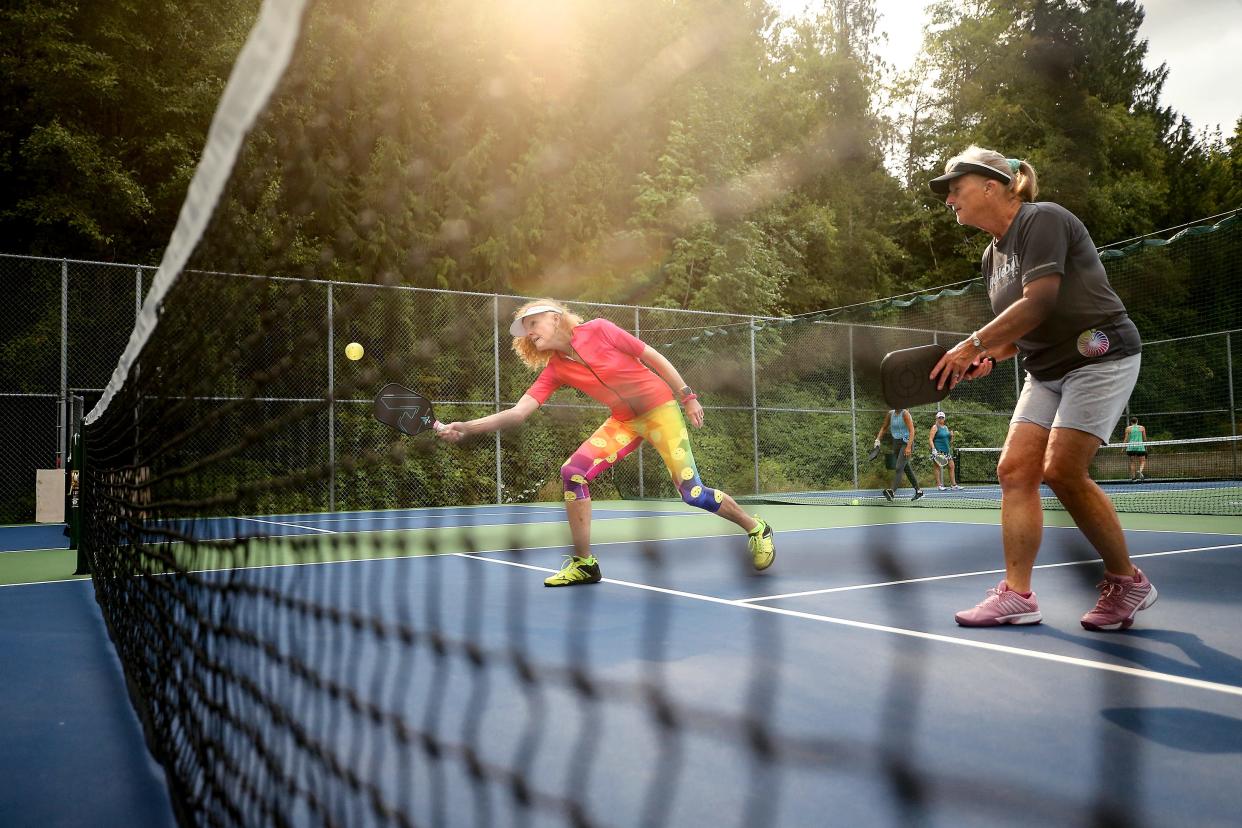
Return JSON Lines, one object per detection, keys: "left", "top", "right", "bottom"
{"left": 897, "top": 0, "right": 1172, "bottom": 244}
{"left": 0, "top": 0, "right": 258, "bottom": 260}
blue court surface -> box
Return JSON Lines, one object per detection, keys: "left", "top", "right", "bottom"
{"left": 2, "top": 503, "right": 1241, "bottom": 827}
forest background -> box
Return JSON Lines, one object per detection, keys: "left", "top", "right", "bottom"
{"left": 3, "top": 0, "right": 1240, "bottom": 315}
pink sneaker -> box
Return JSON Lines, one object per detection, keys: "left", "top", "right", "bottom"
{"left": 1081, "top": 568, "right": 1158, "bottom": 631}
{"left": 955, "top": 581, "right": 1042, "bottom": 627}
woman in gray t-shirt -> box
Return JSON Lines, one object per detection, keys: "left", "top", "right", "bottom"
{"left": 927, "top": 145, "right": 1157, "bottom": 632}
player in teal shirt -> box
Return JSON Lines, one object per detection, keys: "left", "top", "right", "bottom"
{"left": 1125, "top": 417, "right": 1147, "bottom": 481}
{"left": 928, "top": 411, "right": 962, "bottom": 490}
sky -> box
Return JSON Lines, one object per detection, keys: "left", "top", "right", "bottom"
{"left": 775, "top": 0, "right": 1242, "bottom": 136}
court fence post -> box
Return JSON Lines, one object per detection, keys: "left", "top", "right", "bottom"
{"left": 1227, "top": 331, "right": 1237, "bottom": 478}
{"left": 57, "top": 260, "right": 67, "bottom": 466}
{"left": 750, "top": 317, "right": 759, "bottom": 495}
{"left": 135, "top": 267, "right": 145, "bottom": 480}
{"left": 849, "top": 325, "right": 858, "bottom": 488}
{"left": 635, "top": 307, "right": 644, "bottom": 499}
{"left": 327, "top": 282, "right": 335, "bottom": 513}
{"left": 131, "top": 266, "right": 143, "bottom": 468}
{"left": 494, "top": 295, "right": 503, "bottom": 504}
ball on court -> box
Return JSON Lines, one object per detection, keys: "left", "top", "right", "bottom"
{"left": 345, "top": 342, "right": 364, "bottom": 361}
{"left": 851, "top": 498, "right": 860, "bottom": 505}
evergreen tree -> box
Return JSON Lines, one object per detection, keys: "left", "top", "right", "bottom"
{"left": 0, "top": 0, "right": 258, "bottom": 260}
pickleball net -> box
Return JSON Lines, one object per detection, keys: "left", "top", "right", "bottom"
{"left": 956, "top": 435, "right": 1242, "bottom": 511}
{"left": 742, "top": 434, "right": 1242, "bottom": 515}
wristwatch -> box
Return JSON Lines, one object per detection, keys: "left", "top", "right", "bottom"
{"left": 970, "top": 332, "right": 986, "bottom": 352}
{"left": 678, "top": 385, "right": 694, "bottom": 402}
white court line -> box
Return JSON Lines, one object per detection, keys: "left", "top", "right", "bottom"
{"left": 459, "top": 553, "right": 1242, "bottom": 699}
{"left": 182, "top": 515, "right": 904, "bottom": 547}
{"left": 1, "top": 545, "right": 72, "bottom": 555}
{"left": 173, "top": 508, "right": 635, "bottom": 534}
{"left": 914, "top": 519, "right": 1242, "bottom": 538}
{"left": 741, "top": 542, "right": 1242, "bottom": 603}
{"left": 298, "top": 508, "right": 701, "bottom": 525}
{"left": 237, "top": 517, "right": 335, "bottom": 534}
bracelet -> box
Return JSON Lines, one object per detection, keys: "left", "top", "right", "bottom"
{"left": 680, "top": 393, "right": 698, "bottom": 404}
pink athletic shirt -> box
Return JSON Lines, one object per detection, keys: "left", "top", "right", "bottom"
{"left": 523, "top": 319, "right": 674, "bottom": 420}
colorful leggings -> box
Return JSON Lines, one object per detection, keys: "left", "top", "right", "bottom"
{"left": 560, "top": 401, "right": 724, "bottom": 512}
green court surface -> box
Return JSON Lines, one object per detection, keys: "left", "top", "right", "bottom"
{"left": 4, "top": 499, "right": 1239, "bottom": 588}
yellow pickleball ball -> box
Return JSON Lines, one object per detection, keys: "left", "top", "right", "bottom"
{"left": 345, "top": 342, "right": 364, "bottom": 361}
{"left": 851, "top": 498, "right": 860, "bottom": 505}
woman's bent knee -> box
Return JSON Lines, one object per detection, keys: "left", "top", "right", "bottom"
{"left": 997, "top": 455, "right": 1042, "bottom": 490}
{"left": 1042, "top": 458, "right": 1091, "bottom": 492}
{"left": 680, "top": 482, "right": 724, "bottom": 513}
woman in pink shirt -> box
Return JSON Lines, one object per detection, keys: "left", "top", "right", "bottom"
{"left": 437, "top": 299, "right": 775, "bottom": 585}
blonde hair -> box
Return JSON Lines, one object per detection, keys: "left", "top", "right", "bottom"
{"left": 510, "top": 299, "right": 584, "bottom": 370}
{"left": 946, "top": 145, "right": 1039, "bottom": 202}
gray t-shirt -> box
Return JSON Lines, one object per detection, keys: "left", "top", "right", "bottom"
{"left": 983, "top": 202, "right": 1140, "bottom": 381}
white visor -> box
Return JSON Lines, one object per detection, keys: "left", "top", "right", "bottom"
{"left": 936, "top": 411, "right": 946, "bottom": 418}
{"left": 509, "top": 305, "right": 562, "bottom": 337}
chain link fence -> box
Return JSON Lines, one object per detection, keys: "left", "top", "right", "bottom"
{"left": 3, "top": 237, "right": 1239, "bottom": 523}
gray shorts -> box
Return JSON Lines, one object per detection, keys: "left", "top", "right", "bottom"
{"left": 1011, "top": 354, "right": 1141, "bottom": 443}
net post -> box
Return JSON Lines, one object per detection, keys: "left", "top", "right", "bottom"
{"left": 635, "top": 306, "right": 644, "bottom": 498}
{"left": 750, "top": 316, "right": 759, "bottom": 495}
{"left": 494, "top": 294, "right": 502, "bottom": 504}
{"left": 69, "top": 397, "right": 86, "bottom": 572}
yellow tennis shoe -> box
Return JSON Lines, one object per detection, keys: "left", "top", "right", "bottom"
{"left": 747, "top": 518, "right": 775, "bottom": 571}
{"left": 544, "top": 555, "right": 602, "bottom": 587}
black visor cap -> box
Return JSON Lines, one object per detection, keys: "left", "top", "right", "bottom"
{"left": 929, "top": 161, "right": 1012, "bottom": 195}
